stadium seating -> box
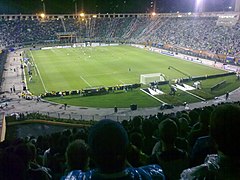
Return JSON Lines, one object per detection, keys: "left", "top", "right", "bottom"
{"left": 1, "top": 102, "right": 240, "bottom": 179}
{"left": 0, "top": 15, "right": 240, "bottom": 58}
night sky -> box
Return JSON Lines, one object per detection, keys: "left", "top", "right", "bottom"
{"left": 0, "top": 0, "right": 236, "bottom": 14}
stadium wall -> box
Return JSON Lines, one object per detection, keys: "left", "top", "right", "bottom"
{"left": 0, "top": 50, "right": 8, "bottom": 87}
{"left": 0, "top": 113, "right": 6, "bottom": 142}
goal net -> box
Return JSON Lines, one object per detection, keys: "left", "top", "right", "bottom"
{"left": 140, "top": 73, "right": 166, "bottom": 85}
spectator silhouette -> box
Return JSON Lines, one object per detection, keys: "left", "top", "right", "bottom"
{"left": 181, "top": 104, "right": 240, "bottom": 179}
{"left": 65, "top": 139, "right": 89, "bottom": 173}
{"left": 129, "top": 116, "right": 143, "bottom": 135}
{"left": 177, "top": 117, "right": 190, "bottom": 139}
{"left": 64, "top": 119, "right": 165, "bottom": 179}
{"left": 188, "top": 108, "right": 211, "bottom": 148}
{"left": 190, "top": 135, "right": 217, "bottom": 167}
{"left": 127, "top": 132, "right": 149, "bottom": 167}
{"left": 142, "top": 119, "right": 158, "bottom": 156}
{"left": 43, "top": 133, "right": 66, "bottom": 179}
{"left": 13, "top": 142, "right": 52, "bottom": 180}
{"left": 27, "top": 143, "right": 52, "bottom": 180}
{"left": 151, "top": 118, "right": 189, "bottom": 180}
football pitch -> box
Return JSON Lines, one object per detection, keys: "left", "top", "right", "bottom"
{"left": 27, "top": 45, "right": 225, "bottom": 95}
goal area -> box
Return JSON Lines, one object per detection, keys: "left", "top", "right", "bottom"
{"left": 140, "top": 73, "right": 166, "bottom": 85}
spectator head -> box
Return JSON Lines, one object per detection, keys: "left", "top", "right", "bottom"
{"left": 159, "top": 118, "right": 178, "bottom": 145}
{"left": 132, "top": 116, "right": 143, "bottom": 128}
{"left": 27, "top": 142, "right": 37, "bottom": 162}
{"left": 121, "top": 120, "right": 129, "bottom": 130}
{"left": 199, "top": 108, "right": 211, "bottom": 129}
{"left": 188, "top": 109, "right": 200, "bottom": 126}
{"left": 180, "top": 113, "right": 191, "bottom": 123}
{"left": 178, "top": 117, "right": 189, "bottom": 137}
{"left": 130, "top": 132, "right": 143, "bottom": 150}
{"left": 65, "top": 139, "right": 89, "bottom": 171}
{"left": 142, "top": 120, "right": 155, "bottom": 138}
{"left": 210, "top": 104, "right": 240, "bottom": 158}
{"left": 14, "top": 143, "right": 32, "bottom": 168}
{"left": 88, "top": 119, "right": 129, "bottom": 173}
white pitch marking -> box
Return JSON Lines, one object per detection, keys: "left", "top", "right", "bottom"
{"left": 80, "top": 76, "right": 92, "bottom": 87}
{"left": 30, "top": 51, "right": 48, "bottom": 92}
{"left": 119, "top": 80, "right": 125, "bottom": 84}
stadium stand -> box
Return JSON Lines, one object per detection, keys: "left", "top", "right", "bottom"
{"left": 1, "top": 103, "right": 240, "bottom": 179}
{"left": 0, "top": 13, "right": 240, "bottom": 60}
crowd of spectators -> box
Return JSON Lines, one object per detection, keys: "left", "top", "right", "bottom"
{"left": 0, "top": 19, "right": 64, "bottom": 46}
{"left": 1, "top": 102, "right": 240, "bottom": 179}
{"left": 0, "top": 16, "right": 240, "bottom": 57}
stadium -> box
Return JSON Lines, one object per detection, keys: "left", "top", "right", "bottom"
{"left": 1, "top": 0, "right": 240, "bottom": 179}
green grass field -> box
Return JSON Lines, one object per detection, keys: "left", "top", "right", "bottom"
{"left": 25, "top": 45, "right": 239, "bottom": 108}
{"left": 28, "top": 45, "right": 225, "bottom": 93}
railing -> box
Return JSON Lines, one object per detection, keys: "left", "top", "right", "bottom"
{"left": 4, "top": 111, "right": 135, "bottom": 122}
{"left": 0, "top": 11, "right": 239, "bottom": 21}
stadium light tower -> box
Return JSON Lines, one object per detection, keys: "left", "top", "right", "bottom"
{"left": 73, "top": 0, "right": 78, "bottom": 15}
{"left": 41, "top": 0, "right": 46, "bottom": 14}
{"left": 150, "top": 0, "right": 156, "bottom": 13}
{"left": 236, "top": 0, "right": 240, "bottom": 12}
{"left": 195, "top": 0, "right": 204, "bottom": 12}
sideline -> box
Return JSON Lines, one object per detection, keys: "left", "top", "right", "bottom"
{"left": 29, "top": 50, "right": 48, "bottom": 92}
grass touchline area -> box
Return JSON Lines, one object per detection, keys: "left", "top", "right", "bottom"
{"left": 29, "top": 50, "right": 48, "bottom": 92}
{"left": 27, "top": 45, "right": 225, "bottom": 95}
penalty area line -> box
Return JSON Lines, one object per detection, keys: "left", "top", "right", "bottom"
{"left": 119, "top": 80, "right": 125, "bottom": 84}
{"left": 140, "top": 89, "right": 166, "bottom": 104}
{"left": 80, "top": 76, "right": 92, "bottom": 87}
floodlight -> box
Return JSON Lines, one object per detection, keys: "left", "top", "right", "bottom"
{"left": 195, "top": 0, "right": 204, "bottom": 12}
{"left": 40, "top": 13, "right": 45, "bottom": 18}
{"left": 92, "top": 15, "right": 97, "bottom": 18}
{"left": 196, "top": 0, "right": 202, "bottom": 4}
{"left": 151, "top": 12, "right": 156, "bottom": 16}
{"left": 80, "top": 13, "right": 85, "bottom": 17}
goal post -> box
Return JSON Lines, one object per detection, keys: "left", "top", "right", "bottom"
{"left": 140, "top": 73, "right": 166, "bottom": 85}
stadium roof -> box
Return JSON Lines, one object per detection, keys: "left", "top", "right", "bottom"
{"left": 0, "top": 0, "right": 237, "bottom": 14}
